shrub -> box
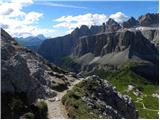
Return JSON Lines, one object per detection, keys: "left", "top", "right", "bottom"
{"left": 32, "top": 101, "right": 48, "bottom": 118}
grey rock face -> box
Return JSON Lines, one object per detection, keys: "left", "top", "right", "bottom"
{"left": 105, "top": 18, "right": 121, "bottom": 32}
{"left": 38, "top": 19, "right": 121, "bottom": 65}
{"left": 138, "top": 13, "right": 159, "bottom": 27}
{"left": 79, "top": 75, "right": 138, "bottom": 118}
{"left": 38, "top": 25, "right": 93, "bottom": 65}
{"left": 74, "top": 30, "right": 158, "bottom": 63}
{"left": 122, "top": 17, "right": 139, "bottom": 28}
{"left": 38, "top": 34, "right": 73, "bottom": 65}
{"left": 141, "top": 29, "right": 159, "bottom": 49}
{"left": 38, "top": 13, "right": 159, "bottom": 75}
{"left": 90, "top": 25, "right": 104, "bottom": 34}
{"left": 1, "top": 29, "right": 73, "bottom": 102}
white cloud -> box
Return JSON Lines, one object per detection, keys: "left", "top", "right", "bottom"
{"left": 109, "top": 12, "right": 129, "bottom": 23}
{"left": 53, "top": 12, "right": 129, "bottom": 33}
{"left": 24, "top": 12, "right": 43, "bottom": 25}
{"left": 0, "top": 0, "right": 57, "bottom": 38}
{"left": 53, "top": 13, "right": 109, "bottom": 32}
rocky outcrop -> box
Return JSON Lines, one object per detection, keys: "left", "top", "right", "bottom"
{"left": 62, "top": 75, "right": 138, "bottom": 119}
{"left": 105, "top": 18, "right": 121, "bottom": 32}
{"left": 141, "top": 29, "right": 159, "bottom": 49}
{"left": 122, "top": 17, "right": 139, "bottom": 28}
{"left": 1, "top": 28, "right": 77, "bottom": 102}
{"left": 138, "top": 13, "right": 159, "bottom": 27}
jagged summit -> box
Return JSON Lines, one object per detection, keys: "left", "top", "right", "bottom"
{"left": 105, "top": 18, "right": 121, "bottom": 32}
{"left": 122, "top": 17, "right": 139, "bottom": 28}
{"left": 107, "top": 18, "right": 119, "bottom": 25}
{"left": 138, "top": 13, "right": 159, "bottom": 26}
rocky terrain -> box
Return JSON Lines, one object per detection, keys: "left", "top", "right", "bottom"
{"left": 1, "top": 28, "right": 79, "bottom": 118}
{"left": 62, "top": 75, "right": 138, "bottom": 119}
{"left": 1, "top": 29, "right": 139, "bottom": 119}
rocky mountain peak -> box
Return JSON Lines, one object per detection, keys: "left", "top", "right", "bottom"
{"left": 138, "top": 13, "right": 159, "bottom": 27}
{"left": 1, "top": 28, "right": 15, "bottom": 42}
{"left": 106, "top": 18, "right": 119, "bottom": 26}
{"left": 122, "top": 17, "right": 139, "bottom": 28}
{"left": 71, "top": 25, "right": 91, "bottom": 38}
{"left": 106, "top": 18, "right": 121, "bottom": 32}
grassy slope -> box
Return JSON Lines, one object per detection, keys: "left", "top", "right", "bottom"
{"left": 62, "top": 81, "right": 100, "bottom": 119}
{"left": 96, "top": 63, "right": 159, "bottom": 119}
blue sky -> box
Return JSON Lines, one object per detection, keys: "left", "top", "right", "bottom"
{"left": 0, "top": 0, "right": 159, "bottom": 38}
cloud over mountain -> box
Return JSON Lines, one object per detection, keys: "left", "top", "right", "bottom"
{"left": 109, "top": 12, "right": 129, "bottom": 23}
{"left": 53, "top": 12, "right": 129, "bottom": 33}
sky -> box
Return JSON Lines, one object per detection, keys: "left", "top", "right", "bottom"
{"left": 0, "top": 0, "right": 159, "bottom": 38}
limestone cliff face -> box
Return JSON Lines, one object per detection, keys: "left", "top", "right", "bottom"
{"left": 38, "top": 13, "right": 159, "bottom": 66}
{"left": 122, "top": 17, "right": 139, "bottom": 28}
{"left": 74, "top": 30, "right": 158, "bottom": 63}
{"left": 105, "top": 18, "right": 121, "bottom": 32}
{"left": 38, "top": 13, "right": 159, "bottom": 74}
{"left": 138, "top": 13, "right": 159, "bottom": 27}
{"left": 1, "top": 29, "right": 74, "bottom": 102}
{"left": 141, "top": 29, "right": 159, "bottom": 49}
{"left": 38, "top": 25, "right": 94, "bottom": 65}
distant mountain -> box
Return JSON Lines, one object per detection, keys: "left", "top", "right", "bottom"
{"left": 138, "top": 13, "right": 159, "bottom": 27}
{"left": 15, "top": 34, "right": 46, "bottom": 52}
{"left": 105, "top": 18, "right": 121, "bottom": 32}
{"left": 38, "top": 13, "right": 159, "bottom": 66}
{"left": 122, "top": 17, "right": 139, "bottom": 28}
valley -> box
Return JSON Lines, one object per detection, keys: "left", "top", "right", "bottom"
{"left": 1, "top": 12, "right": 159, "bottom": 119}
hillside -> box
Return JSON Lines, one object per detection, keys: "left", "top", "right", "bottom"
{"left": 1, "top": 28, "right": 79, "bottom": 118}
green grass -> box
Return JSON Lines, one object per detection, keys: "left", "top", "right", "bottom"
{"left": 62, "top": 85, "right": 100, "bottom": 119}
{"left": 98, "top": 65, "right": 159, "bottom": 119}
{"left": 143, "top": 96, "right": 159, "bottom": 110}
{"left": 138, "top": 109, "right": 159, "bottom": 119}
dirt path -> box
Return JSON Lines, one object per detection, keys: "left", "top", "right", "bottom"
{"left": 45, "top": 79, "right": 82, "bottom": 119}
{"left": 135, "top": 97, "right": 159, "bottom": 112}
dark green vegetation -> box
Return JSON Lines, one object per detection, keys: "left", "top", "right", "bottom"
{"left": 1, "top": 92, "right": 48, "bottom": 119}
{"left": 96, "top": 62, "right": 159, "bottom": 119}
{"left": 61, "top": 56, "right": 81, "bottom": 73}
{"left": 62, "top": 80, "right": 102, "bottom": 119}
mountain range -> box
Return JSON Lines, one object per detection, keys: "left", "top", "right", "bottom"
{"left": 1, "top": 12, "right": 159, "bottom": 119}
{"left": 15, "top": 34, "right": 46, "bottom": 52}
{"left": 38, "top": 13, "right": 159, "bottom": 81}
